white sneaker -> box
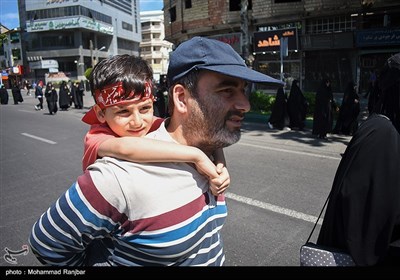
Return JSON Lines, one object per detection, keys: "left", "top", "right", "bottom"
{"left": 267, "top": 122, "right": 274, "bottom": 129}
{"left": 34, "top": 105, "right": 39, "bottom": 110}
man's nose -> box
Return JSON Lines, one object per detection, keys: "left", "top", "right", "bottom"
{"left": 235, "top": 93, "right": 251, "bottom": 113}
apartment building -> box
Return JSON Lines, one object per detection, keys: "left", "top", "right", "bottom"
{"left": 18, "top": 0, "right": 142, "bottom": 82}
{"left": 0, "top": 26, "right": 24, "bottom": 87}
{"left": 163, "top": 0, "right": 400, "bottom": 93}
{"left": 140, "top": 10, "right": 173, "bottom": 83}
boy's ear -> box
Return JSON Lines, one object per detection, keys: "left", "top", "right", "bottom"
{"left": 93, "top": 105, "right": 106, "bottom": 123}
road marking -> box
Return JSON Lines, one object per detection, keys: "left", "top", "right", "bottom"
{"left": 225, "top": 192, "right": 323, "bottom": 225}
{"left": 18, "top": 110, "right": 36, "bottom": 114}
{"left": 238, "top": 142, "right": 341, "bottom": 160}
{"left": 21, "top": 133, "right": 57, "bottom": 144}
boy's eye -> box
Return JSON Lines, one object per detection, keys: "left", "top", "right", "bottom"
{"left": 116, "top": 109, "right": 129, "bottom": 114}
{"left": 141, "top": 105, "right": 152, "bottom": 111}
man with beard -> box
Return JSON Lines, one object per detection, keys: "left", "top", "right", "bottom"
{"left": 29, "top": 36, "right": 283, "bottom": 266}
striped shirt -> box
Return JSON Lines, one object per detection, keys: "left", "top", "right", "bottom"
{"left": 29, "top": 122, "right": 227, "bottom": 266}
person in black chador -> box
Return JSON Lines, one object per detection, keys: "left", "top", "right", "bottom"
{"left": 268, "top": 86, "right": 289, "bottom": 130}
{"left": 287, "top": 79, "right": 308, "bottom": 130}
{"left": 58, "top": 81, "right": 70, "bottom": 111}
{"left": 332, "top": 81, "right": 360, "bottom": 136}
{"left": 317, "top": 53, "right": 400, "bottom": 266}
{"left": 11, "top": 83, "right": 23, "bottom": 105}
{"left": 312, "top": 78, "right": 337, "bottom": 139}
{"left": 45, "top": 82, "right": 58, "bottom": 115}
{"left": 0, "top": 84, "right": 9, "bottom": 104}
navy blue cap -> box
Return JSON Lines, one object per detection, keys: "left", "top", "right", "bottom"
{"left": 167, "top": 36, "right": 284, "bottom": 86}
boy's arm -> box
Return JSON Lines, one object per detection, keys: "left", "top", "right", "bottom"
{"left": 210, "top": 148, "right": 230, "bottom": 195}
{"left": 98, "top": 137, "right": 220, "bottom": 179}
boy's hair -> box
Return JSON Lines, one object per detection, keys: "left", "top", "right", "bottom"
{"left": 90, "top": 54, "right": 154, "bottom": 102}
{"left": 82, "top": 55, "right": 154, "bottom": 125}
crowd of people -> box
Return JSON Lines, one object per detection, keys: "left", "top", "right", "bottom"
{"left": 267, "top": 76, "right": 368, "bottom": 140}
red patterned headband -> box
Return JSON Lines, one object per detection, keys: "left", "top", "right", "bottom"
{"left": 94, "top": 81, "right": 153, "bottom": 109}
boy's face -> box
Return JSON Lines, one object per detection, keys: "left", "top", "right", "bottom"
{"left": 95, "top": 98, "right": 155, "bottom": 137}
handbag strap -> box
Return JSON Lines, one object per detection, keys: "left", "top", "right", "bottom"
{"left": 306, "top": 193, "right": 330, "bottom": 243}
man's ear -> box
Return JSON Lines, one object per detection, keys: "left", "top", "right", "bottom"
{"left": 172, "top": 84, "right": 188, "bottom": 114}
{"left": 93, "top": 105, "right": 106, "bottom": 123}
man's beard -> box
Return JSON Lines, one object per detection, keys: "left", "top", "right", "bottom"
{"left": 183, "top": 97, "right": 242, "bottom": 154}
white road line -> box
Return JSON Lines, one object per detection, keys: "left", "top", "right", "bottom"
{"left": 21, "top": 133, "right": 57, "bottom": 144}
{"left": 18, "top": 110, "right": 36, "bottom": 114}
{"left": 225, "top": 192, "right": 323, "bottom": 225}
{"left": 238, "top": 142, "right": 341, "bottom": 160}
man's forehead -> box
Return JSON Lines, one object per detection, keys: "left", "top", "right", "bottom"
{"left": 199, "top": 70, "right": 247, "bottom": 87}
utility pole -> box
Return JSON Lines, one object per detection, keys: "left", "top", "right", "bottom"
{"left": 90, "top": 39, "right": 94, "bottom": 67}
{"left": 240, "top": 0, "right": 249, "bottom": 62}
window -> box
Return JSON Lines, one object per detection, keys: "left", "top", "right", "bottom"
{"left": 169, "top": 7, "right": 176, "bottom": 22}
{"left": 306, "top": 16, "right": 356, "bottom": 34}
{"left": 185, "top": 0, "right": 192, "bottom": 9}
{"left": 12, "top": 48, "right": 21, "bottom": 60}
{"left": 229, "top": 0, "right": 252, "bottom": 11}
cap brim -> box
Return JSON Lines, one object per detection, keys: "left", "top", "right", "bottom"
{"left": 199, "top": 65, "right": 284, "bottom": 85}
{"left": 82, "top": 107, "right": 101, "bottom": 125}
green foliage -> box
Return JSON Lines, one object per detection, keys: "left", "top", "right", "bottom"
{"left": 249, "top": 90, "right": 275, "bottom": 114}
{"left": 84, "top": 68, "right": 92, "bottom": 80}
{"left": 303, "top": 91, "right": 315, "bottom": 118}
{"left": 249, "top": 90, "right": 316, "bottom": 118}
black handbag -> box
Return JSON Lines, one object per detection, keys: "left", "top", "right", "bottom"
{"left": 299, "top": 194, "right": 355, "bottom": 266}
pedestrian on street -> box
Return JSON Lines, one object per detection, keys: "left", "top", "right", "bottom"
{"left": 34, "top": 81, "right": 44, "bottom": 110}
{"left": 317, "top": 53, "right": 400, "bottom": 266}
{"left": 11, "top": 83, "right": 23, "bottom": 105}
{"left": 44, "top": 82, "right": 58, "bottom": 115}
{"left": 0, "top": 84, "right": 9, "bottom": 104}
{"left": 29, "top": 36, "right": 283, "bottom": 266}
{"left": 268, "top": 86, "right": 290, "bottom": 130}
{"left": 312, "top": 78, "right": 337, "bottom": 139}
{"left": 58, "top": 81, "right": 70, "bottom": 111}
{"left": 287, "top": 79, "right": 308, "bottom": 131}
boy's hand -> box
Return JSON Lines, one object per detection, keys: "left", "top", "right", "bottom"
{"left": 209, "top": 163, "right": 230, "bottom": 196}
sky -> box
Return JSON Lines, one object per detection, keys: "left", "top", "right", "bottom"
{"left": 0, "top": 0, "right": 163, "bottom": 30}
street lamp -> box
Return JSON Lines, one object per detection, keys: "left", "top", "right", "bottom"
{"left": 94, "top": 46, "right": 106, "bottom": 66}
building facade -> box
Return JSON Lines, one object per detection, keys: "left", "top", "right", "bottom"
{"left": 0, "top": 26, "right": 24, "bottom": 87}
{"left": 18, "top": 0, "right": 142, "bottom": 82}
{"left": 140, "top": 10, "right": 173, "bottom": 83}
{"left": 163, "top": 0, "right": 400, "bottom": 94}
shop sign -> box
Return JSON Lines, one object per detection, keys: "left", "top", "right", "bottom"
{"left": 29, "top": 60, "right": 59, "bottom": 70}
{"left": 26, "top": 17, "right": 113, "bottom": 35}
{"left": 208, "top": 33, "right": 242, "bottom": 54}
{"left": 254, "top": 28, "right": 298, "bottom": 53}
{"left": 356, "top": 28, "right": 400, "bottom": 47}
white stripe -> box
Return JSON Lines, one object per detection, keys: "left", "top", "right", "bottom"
{"left": 18, "top": 109, "right": 36, "bottom": 114}
{"left": 74, "top": 182, "right": 119, "bottom": 229}
{"left": 225, "top": 192, "right": 322, "bottom": 225}
{"left": 238, "top": 142, "right": 341, "bottom": 160}
{"left": 21, "top": 133, "right": 57, "bottom": 144}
